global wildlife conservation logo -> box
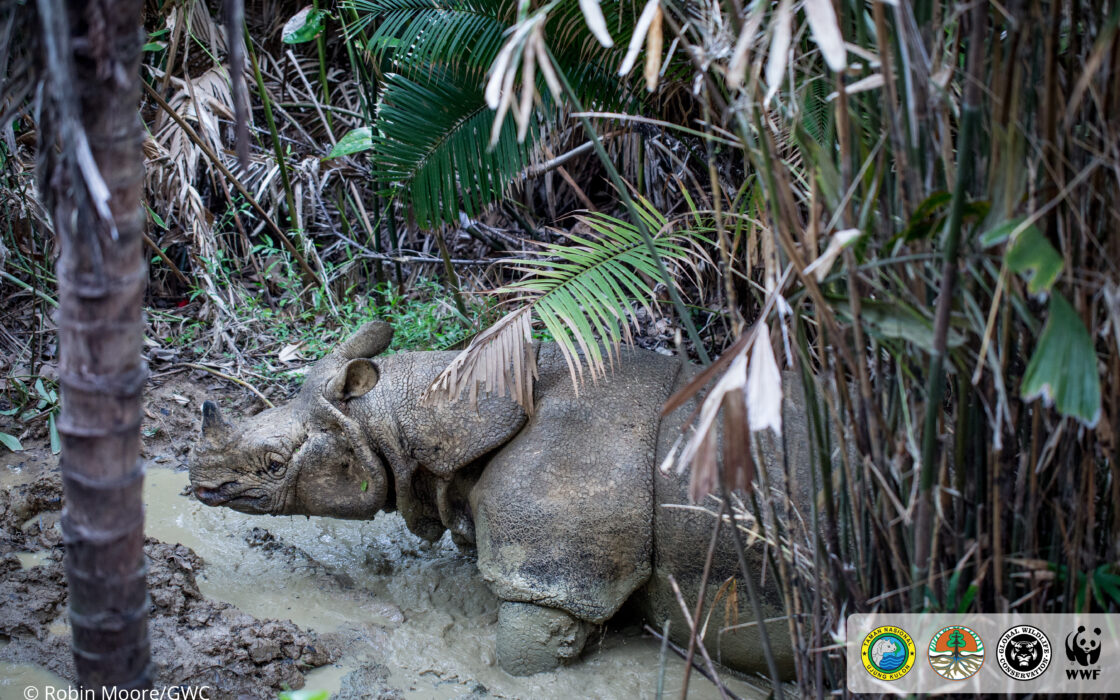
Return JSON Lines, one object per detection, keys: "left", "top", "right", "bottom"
{"left": 997, "top": 625, "right": 1052, "bottom": 680}
{"left": 861, "top": 626, "right": 916, "bottom": 680}
{"left": 928, "top": 625, "right": 985, "bottom": 680}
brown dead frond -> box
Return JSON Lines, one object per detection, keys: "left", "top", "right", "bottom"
{"left": 663, "top": 321, "right": 784, "bottom": 504}
{"left": 421, "top": 306, "right": 537, "bottom": 413}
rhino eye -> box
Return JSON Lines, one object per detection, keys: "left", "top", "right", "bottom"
{"left": 264, "top": 452, "right": 287, "bottom": 476}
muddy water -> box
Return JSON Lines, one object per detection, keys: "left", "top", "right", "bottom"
{"left": 0, "top": 654, "right": 70, "bottom": 696}
{"left": 141, "top": 467, "right": 768, "bottom": 699}
{"left": 1, "top": 451, "right": 767, "bottom": 699}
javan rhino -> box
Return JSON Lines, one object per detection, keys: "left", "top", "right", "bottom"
{"left": 189, "top": 321, "right": 813, "bottom": 677}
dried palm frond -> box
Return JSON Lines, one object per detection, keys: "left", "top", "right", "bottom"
{"left": 0, "top": 1, "right": 37, "bottom": 142}
{"left": 424, "top": 306, "right": 537, "bottom": 411}
{"left": 423, "top": 195, "right": 710, "bottom": 412}
{"left": 660, "top": 322, "right": 783, "bottom": 503}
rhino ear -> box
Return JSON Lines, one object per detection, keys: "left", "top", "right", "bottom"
{"left": 325, "top": 359, "right": 380, "bottom": 403}
{"left": 200, "top": 401, "right": 233, "bottom": 442}
{"left": 337, "top": 321, "right": 393, "bottom": 359}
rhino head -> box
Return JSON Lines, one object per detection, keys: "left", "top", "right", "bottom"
{"left": 189, "top": 322, "right": 395, "bottom": 519}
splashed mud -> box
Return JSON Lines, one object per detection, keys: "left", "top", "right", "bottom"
{"left": 1, "top": 378, "right": 767, "bottom": 699}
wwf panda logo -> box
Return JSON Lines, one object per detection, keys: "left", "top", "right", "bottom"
{"left": 997, "top": 625, "right": 1052, "bottom": 680}
{"left": 1066, "top": 625, "right": 1102, "bottom": 666}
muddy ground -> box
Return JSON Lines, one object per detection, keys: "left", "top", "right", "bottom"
{"left": 1, "top": 371, "right": 766, "bottom": 699}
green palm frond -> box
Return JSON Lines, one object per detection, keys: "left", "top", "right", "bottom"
{"left": 347, "top": 0, "right": 646, "bottom": 228}
{"left": 351, "top": 0, "right": 514, "bottom": 76}
{"left": 423, "top": 196, "right": 711, "bottom": 412}
{"left": 352, "top": 0, "right": 642, "bottom": 72}
{"left": 373, "top": 68, "right": 537, "bottom": 227}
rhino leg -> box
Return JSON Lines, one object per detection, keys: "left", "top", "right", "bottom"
{"left": 495, "top": 601, "right": 591, "bottom": 676}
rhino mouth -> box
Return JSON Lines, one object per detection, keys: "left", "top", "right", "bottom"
{"left": 195, "top": 482, "right": 269, "bottom": 511}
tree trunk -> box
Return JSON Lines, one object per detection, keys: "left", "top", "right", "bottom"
{"left": 36, "top": 0, "right": 151, "bottom": 690}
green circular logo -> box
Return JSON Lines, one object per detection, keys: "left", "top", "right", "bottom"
{"left": 861, "top": 626, "right": 916, "bottom": 680}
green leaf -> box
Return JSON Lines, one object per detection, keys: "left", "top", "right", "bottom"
{"left": 360, "top": 480, "right": 368, "bottom": 492}
{"left": 356, "top": 0, "right": 642, "bottom": 229}
{"left": 326, "top": 128, "right": 373, "bottom": 159}
{"left": 834, "top": 299, "right": 965, "bottom": 350}
{"left": 978, "top": 217, "right": 1022, "bottom": 248}
{"left": 1021, "top": 292, "right": 1101, "bottom": 427}
{"left": 143, "top": 42, "right": 166, "bottom": 52}
{"left": 278, "top": 691, "right": 330, "bottom": 700}
{"left": 372, "top": 69, "right": 535, "bottom": 227}
{"left": 282, "top": 7, "right": 327, "bottom": 44}
{"left": 955, "top": 584, "right": 978, "bottom": 614}
{"left": 146, "top": 204, "right": 168, "bottom": 230}
{"left": 34, "top": 376, "right": 54, "bottom": 403}
{"left": 48, "top": 414, "right": 60, "bottom": 455}
{"left": 496, "top": 200, "right": 704, "bottom": 380}
{"left": 900, "top": 191, "right": 951, "bottom": 242}
{"left": 0, "top": 432, "right": 23, "bottom": 452}
{"left": 1093, "top": 569, "right": 1120, "bottom": 605}
{"left": 1005, "top": 224, "right": 1063, "bottom": 296}
{"left": 361, "top": 0, "right": 510, "bottom": 76}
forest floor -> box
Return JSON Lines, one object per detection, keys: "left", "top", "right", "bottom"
{"left": 0, "top": 371, "right": 764, "bottom": 699}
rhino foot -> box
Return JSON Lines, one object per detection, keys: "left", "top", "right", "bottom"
{"left": 495, "top": 601, "right": 590, "bottom": 676}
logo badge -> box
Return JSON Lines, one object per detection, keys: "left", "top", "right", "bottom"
{"left": 861, "top": 626, "right": 916, "bottom": 681}
{"left": 1064, "top": 625, "right": 1103, "bottom": 679}
{"left": 997, "top": 625, "right": 1052, "bottom": 680}
{"left": 928, "top": 625, "right": 985, "bottom": 680}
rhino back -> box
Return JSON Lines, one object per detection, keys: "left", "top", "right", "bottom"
{"left": 471, "top": 344, "right": 682, "bottom": 623}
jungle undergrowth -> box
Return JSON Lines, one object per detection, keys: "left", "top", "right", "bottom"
{"left": 166, "top": 273, "right": 504, "bottom": 388}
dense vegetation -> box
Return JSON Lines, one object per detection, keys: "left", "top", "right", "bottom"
{"left": 1, "top": 0, "right": 1117, "bottom": 693}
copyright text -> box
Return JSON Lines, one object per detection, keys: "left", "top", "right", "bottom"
{"left": 23, "top": 686, "right": 211, "bottom": 700}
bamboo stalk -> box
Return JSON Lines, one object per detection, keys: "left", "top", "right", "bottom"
{"left": 311, "top": 0, "right": 332, "bottom": 133}
{"left": 914, "top": 3, "right": 986, "bottom": 610}
{"left": 243, "top": 27, "right": 299, "bottom": 233}
{"left": 679, "top": 502, "right": 724, "bottom": 700}
{"left": 434, "top": 227, "right": 471, "bottom": 321}
{"left": 643, "top": 625, "right": 744, "bottom": 700}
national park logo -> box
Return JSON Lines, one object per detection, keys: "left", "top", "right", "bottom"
{"left": 997, "top": 625, "right": 1052, "bottom": 680}
{"left": 928, "top": 625, "right": 985, "bottom": 680}
{"left": 861, "top": 625, "right": 916, "bottom": 680}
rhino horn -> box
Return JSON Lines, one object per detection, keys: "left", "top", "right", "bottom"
{"left": 200, "top": 400, "right": 233, "bottom": 442}
{"left": 325, "top": 358, "right": 381, "bottom": 402}
{"left": 336, "top": 321, "right": 393, "bottom": 359}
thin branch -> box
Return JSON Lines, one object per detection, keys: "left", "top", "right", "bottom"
{"left": 0, "top": 270, "right": 59, "bottom": 308}
{"left": 179, "top": 363, "right": 275, "bottom": 408}
{"left": 643, "top": 624, "right": 745, "bottom": 700}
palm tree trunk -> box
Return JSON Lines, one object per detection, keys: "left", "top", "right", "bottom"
{"left": 36, "top": 0, "right": 151, "bottom": 690}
